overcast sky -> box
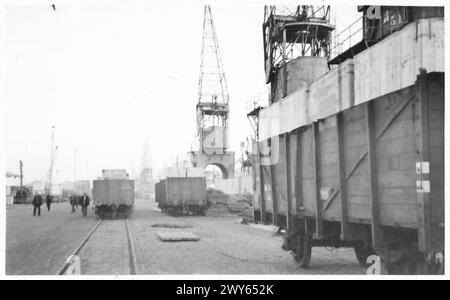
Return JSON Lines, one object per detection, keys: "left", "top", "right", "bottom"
{"left": 2, "top": 1, "right": 361, "bottom": 184}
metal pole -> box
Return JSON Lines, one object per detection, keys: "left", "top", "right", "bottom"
{"left": 19, "top": 160, "right": 23, "bottom": 189}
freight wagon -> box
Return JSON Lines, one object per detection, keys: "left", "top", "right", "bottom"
{"left": 156, "top": 177, "right": 207, "bottom": 216}
{"left": 255, "top": 70, "right": 444, "bottom": 274}
{"left": 11, "top": 186, "right": 33, "bottom": 204}
{"left": 255, "top": 5, "right": 444, "bottom": 275}
{"left": 93, "top": 179, "right": 134, "bottom": 219}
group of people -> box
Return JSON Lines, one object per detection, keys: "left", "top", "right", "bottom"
{"left": 31, "top": 193, "right": 54, "bottom": 216}
{"left": 69, "top": 193, "right": 90, "bottom": 217}
{"left": 31, "top": 192, "right": 90, "bottom": 217}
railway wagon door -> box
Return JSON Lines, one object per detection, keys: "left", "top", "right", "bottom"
{"left": 119, "top": 180, "right": 134, "bottom": 205}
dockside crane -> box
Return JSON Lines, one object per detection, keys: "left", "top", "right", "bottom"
{"left": 189, "top": 5, "right": 236, "bottom": 179}
{"left": 45, "top": 126, "right": 58, "bottom": 195}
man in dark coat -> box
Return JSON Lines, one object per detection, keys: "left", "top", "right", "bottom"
{"left": 69, "top": 194, "right": 77, "bottom": 213}
{"left": 32, "top": 193, "right": 43, "bottom": 216}
{"left": 45, "top": 194, "right": 53, "bottom": 211}
{"left": 80, "top": 193, "right": 90, "bottom": 217}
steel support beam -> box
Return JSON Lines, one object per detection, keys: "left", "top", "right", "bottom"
{"left": 365, "top": 101, "right": 381, "bottom": 248}
{"left": 295, "top": 128, "right": 303, "bottom": 213}
{"left": 336, "top": 113, "right": 349, "bottom": 240}
{"left": 312, "top": 122, "right": 323, "bottom": 238}
{"left": 269, "top": 139, "right": 278, "bottom": 226}
{"left": 285, "top": 132, "right": 292, "bottom": 231}
{"left": 258, "top": 146, "right": 266, "bottom": 224}
{"left": 415, "top": 70, "right": 431, "bottom": 252}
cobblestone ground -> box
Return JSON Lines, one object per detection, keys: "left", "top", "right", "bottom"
{"left": 78, "top": 219, "right": 130, "bottom": 275}
{"left": 5, "top": 203, "right": 98, "bottom": 275}
{"left": 128, "top": 200, "right": 366, "bottom": 275}
{"left": 6, "top": 200, "right": 366, "bottom": 275}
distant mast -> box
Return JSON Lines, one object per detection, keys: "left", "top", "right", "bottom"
{"left": 45, "top": 126, "right": 58, "bottom": 194}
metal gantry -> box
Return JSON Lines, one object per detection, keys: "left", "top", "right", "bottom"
{"left": 196, "top": 5, "right": 229, "bottom": 153}
{"left": 263, "top": 5, "right": 335, "bottom": 83}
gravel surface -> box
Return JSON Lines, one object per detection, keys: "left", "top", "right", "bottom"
{"left": 6, "top": 200, "right": 366, "bottom": 275}
{"left": 6, "top": 203, "right": 98, "bottom": 275}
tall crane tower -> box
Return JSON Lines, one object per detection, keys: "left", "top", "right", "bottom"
{"left": 196, "top": 5, "right": 230, "bottom": 145}
{"left": 45, "top": 126, "right": 58, "bottom": 195}
{"left": 139, "top": 136, "right": 154, "bottom": 200}
{"left": 189, "top": 5, "right": 235, "bottom": 179}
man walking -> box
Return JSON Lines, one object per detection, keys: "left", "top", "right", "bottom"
{"left": 69, "top": 193, "right": 77, "bottom": 213}
{"left": 45, "top": 194, "right": 53, "bottom": 212}
{"left": 75, "top": 195, "right": 79, "bottom": 210}
{"left": 32, "top": 193, "right": 43, "bottom": 216}
{"left": 80, "top": 193, "right": 90, "bottom": 217}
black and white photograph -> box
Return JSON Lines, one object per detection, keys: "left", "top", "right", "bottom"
{"left": 0, "top": 0, "right": 447, "bottom": 281}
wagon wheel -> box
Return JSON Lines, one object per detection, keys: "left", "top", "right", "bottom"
{"left": 385, "top": 248, "right": 443, "bottom": 275}
{"left": 292, "top": 234, "right": 312, "bottom": 268}
{"left": 354, "top": 241, "right": 377, "bottom": 268}
{"left": 199, "top": 207, "right": 206, "bottom": 216}
{"left": 172, "top": 207, "right": 180, "bottom": 216}
{"left": 111, "top": 204, "right": 118, "bottom": 219}
{"left": 125, "top": 206, "right": 131, "bottom": 218}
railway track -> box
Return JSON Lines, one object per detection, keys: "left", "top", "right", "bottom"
{"left": 57, "top": 218, "right": 139, "bottom": 275}
{"left": 125, "top": 218, "right": 139, "bottom": 275}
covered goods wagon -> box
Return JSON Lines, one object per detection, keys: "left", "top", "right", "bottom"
{"left": 156, "top": 177, "right": 207, "bottom": 216}
{"left": 255, "top": 7, "right": 444, "bottom": 275}
{"left": 93, "top": 179, "right": 134, "bottom": 218}
{"left": 255, "top": 70, "right": 444, "bottom": 274}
